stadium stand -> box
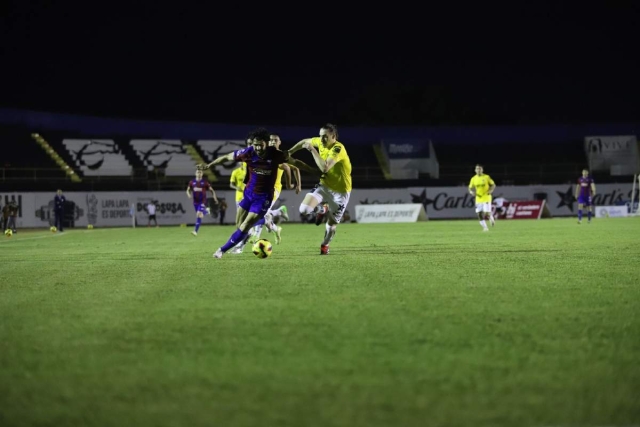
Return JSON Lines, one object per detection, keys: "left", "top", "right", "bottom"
{"left": 0, "top": 126, "right": 71, "bottom": 182}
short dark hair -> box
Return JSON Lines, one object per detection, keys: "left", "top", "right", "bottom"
{"left": 476, "top": 164, "right": 483, "bottom": 168}
{"left": 322, "top": 123, "right": 339, "bottom": 139}
{"left": 249, "top": 128, "right": 270, "bottom": 143}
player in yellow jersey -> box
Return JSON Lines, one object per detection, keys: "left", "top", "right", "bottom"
{"left": 468, "top": 164, "right": 496, "bottom": 231}
{"left": 229, "top": 162, "right": 247, "bottom": 207}
{"left": 288, "top": 123, "right": 352, "bottom": 255}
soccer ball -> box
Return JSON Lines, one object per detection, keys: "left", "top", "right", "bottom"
{"left": 50, "top": 226, "right": 57, "bottom": 232}
{"left": 252, "top": 239, "right": 273, "bottom": 258}
{"left": 4, "top": 229, "right": 12, "bottom": 238}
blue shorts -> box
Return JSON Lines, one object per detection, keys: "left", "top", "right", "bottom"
{"left": 577, "top": 196, "right": 592, "bottom": 206}
{"left": 194, "top": 203, "right": 207, "bottom": 213}
{"left": 238, "top": 192, "right": 271, "bottom": 217}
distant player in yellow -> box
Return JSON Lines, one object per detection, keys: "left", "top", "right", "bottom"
{"left": 288, "top": 123, "right": 352, "bottom": 255}
{"left": 229, "top": 162, "right": 247, "bottom": 208}
{"left": 468, "top": 164, "right": 496, "bottom": 231}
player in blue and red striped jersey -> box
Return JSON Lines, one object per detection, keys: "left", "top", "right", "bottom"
{"left": 201, "top": 128, "right": 291, "bottom": 259}
{"left": 186, "top": 167, "right": 218, "bottom": 236}
{"left": 574, "top": 168, "right": 597, "bottom": 224}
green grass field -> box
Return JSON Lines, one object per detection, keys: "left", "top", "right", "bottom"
{"left": 1, "top": 218, "right": 640, "bottom": 427}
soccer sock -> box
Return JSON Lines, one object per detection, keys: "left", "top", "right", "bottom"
{"left": 322, "top": 223, "right": 336, "bottom": 245}
{"left": 587, "top": 210, "right": 592, "bottom": 221}
{"left": 264, "top": 214, "right": 277, "bottom": 231}
{"left": 221, "top": 229, "right": 249, "bottom": 252}
{"left": 271, "top": 208, "right": 282, "bottom": 219}
{"left": 479, "top": 220, "right": 487, "bottom": 229}
{"left": 578, "top": 209, "right": 583, "bottom": 220}
{"left": 254, "top": 225, "right": 263, "bottom": 239}
{"left": 195, "top": 217, "right": 202, "bottom": 232}
{"left": 489, "top": 214, "right": 495, "bottom": 223}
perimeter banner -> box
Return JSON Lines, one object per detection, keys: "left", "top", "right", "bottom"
{"left": 0, "top": 183, "right": 635, "bottom": 228}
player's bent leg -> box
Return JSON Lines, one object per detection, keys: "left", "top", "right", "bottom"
{"left": 577, "top": 203, "right": 584, "bottom": 223}
{"left": 299, "top": 193, "right": 321, "bottom": 216}
{"left": 321, "top": 219, "right": 338, "bottom": 255}
{"left": 476, "top": 207, "right": 488, "bottom": 231}
{"left": 216, "top": 207, "right": 250, "bottom": 257}
{"left": 193, "top": 210, "right": 204, "bottom": 236}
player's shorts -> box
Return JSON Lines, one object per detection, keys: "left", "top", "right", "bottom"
{"left": 577, "top": 196, "right": 592, "bottom": 206}
{"left": 193, "top": 203, "right": 207, "bottom": 213}
{"left": 309, "top": 184, "right": 350, "bottom": 223}
{"left": 475, "top": 202, "right": 492, "bottom": 213}
{"left": 238, "top": 191, "right": 272, "bottom": 217}
{"left": 149, "top": 214, "right": 157, "bottom": 220}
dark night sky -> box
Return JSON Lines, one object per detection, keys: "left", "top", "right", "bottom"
{"left": 1, "top": 3, "right": 639, "bottom": 126}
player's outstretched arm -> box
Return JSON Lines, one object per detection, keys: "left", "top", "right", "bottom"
{"left": 186, "top": 184, "right": 192, "bottom": 199}
{"left": 209, "top": 187, "right": 219, "bottom": 204}
{"left": 202, "top": 152, "right": 235, "bottom": 169}
{"left": 306, "top": 144, "right": 337, "bottom": 173}
{"left": 280, "top": 164, "right": 294, "bottom": 190}
{"left": 287, "top": 158, "right": 320, "bottom": 175}
{"left": 288, "top": 138, "right": 313, "bottom": 155}
{"left": 574, "top": 184, "right": 580, "bottom": 200}
{"left": 290, "top": 165, "right": 302, "bottom": 194}
{"left": 591, "top": 182, "right": 597, "bottom": 197}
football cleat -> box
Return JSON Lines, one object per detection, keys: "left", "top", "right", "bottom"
{"left": 230, "top": 245, "right": 244, "bottom": 254}
{"left": 320, "top": 244, "right": 330, "bottom": 255}
{"left": 315, "top": 204, "right": 328, "bottom": 226}
{"left": 191, "top": 231, "right": 198, "bottom": 237}
{"left": 280, "top": 206, "right": 289, "bottom": 221}
{"left": 213, "top": 248, "right": 223, "bottom": 259}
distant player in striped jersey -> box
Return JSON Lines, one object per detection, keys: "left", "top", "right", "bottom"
{"left": 186, "top": 167, "right": 218, "bottom": 236}
{"left": 575, "top": 168, "right": 596, "bottom": 224}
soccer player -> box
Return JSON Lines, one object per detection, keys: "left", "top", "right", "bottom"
{"left": 287, "top": 123, "right": 352, "bottom": 255}
{"left": 468, "top": 164, "right": 496, "bottom": 231}
{"left": 201, "top": 128, "right": 291, "bottom": 259}
{"left": 575, "top": 168, "right": 596, "bottom": 224}
{"left": 251, "top": 134, "right": 301, "bottom": 243}
{"left": 492, "top": 196, "right": 508, "bottom": 222}
{"left": 187, "top": 167, "right": 218, "bottom": 236}
{"left": 54, "top": 189, "right": 66, "bottom": 232}
{"left": 230, "top": 162, "right": 247, "bottom": 208}
{"left": 5, "top": 201, "right": 18, "bottom": 233}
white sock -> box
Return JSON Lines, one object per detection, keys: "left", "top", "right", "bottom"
{"left": 254, "top": 225, "right": 263, "bottom": 239}
{"left": 322, "top": 223, "right": 336, "bottom": 245}
{"left": 264, "top": 214, "right": 277, "bottom": 232}
{"left": 271, "top": 209, "right": 282, "bottom": 219}
{"left": 489, "top": 215, "right": 495, "bottom": 224}
{"left": 480, "top": 220, "right": 487, "bottom": 229}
